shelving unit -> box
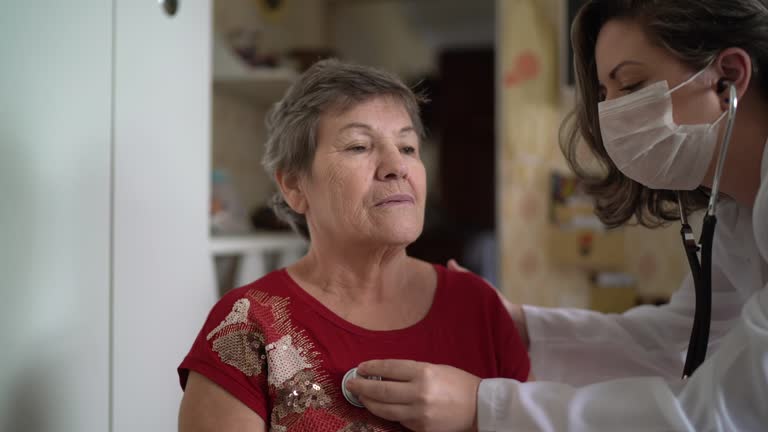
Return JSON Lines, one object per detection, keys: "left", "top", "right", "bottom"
{"left": 211, "top": 231, "right": 307, "bottom": 290}
{"left": 212, "top": 32, "right": 298, "bottom": 105}
{"left": 210, "top": 31, "right": 303, "bottom": 291}
{"left": 210, "top": 231, "right": 306, "bottom": 256}
{"left": 213, "top": 69, "right": 297, "bottom": 103}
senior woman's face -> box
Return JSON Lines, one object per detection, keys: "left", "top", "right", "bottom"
{"left": 301, "top": 96, "right": 426, "bottom": 246}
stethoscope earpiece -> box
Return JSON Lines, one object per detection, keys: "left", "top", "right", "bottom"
{"left": 716, "top": 78, "right": 733, "bottom": 104}
{"left": 716, "top": 78, "right": 730, "bottom": 94}
{"left": 716, "top": 78, "right": 733, "bottom": 103}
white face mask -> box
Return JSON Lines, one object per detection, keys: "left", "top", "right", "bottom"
{"left": 598, "top": 66, "right": 727, "bottom": 191}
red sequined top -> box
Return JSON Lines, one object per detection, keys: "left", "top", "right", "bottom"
{"left": 178, "top": 265, "right": 530, "bottom": 431}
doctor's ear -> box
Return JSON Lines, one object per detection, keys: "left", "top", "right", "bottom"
{"left": 714, "top": 48, "right": 752, "bottom": 108}
{"left": 275, "top": 170, "right": 308, "bottom": 214}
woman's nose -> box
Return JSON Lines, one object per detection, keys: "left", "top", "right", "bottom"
{"left": 376, "top": 146, "right": 408, "bottom": 181}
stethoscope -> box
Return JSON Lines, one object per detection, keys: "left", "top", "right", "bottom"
{"left": 337, "top": 84, "right": 739, "bottom": 390}
{"left": 678, "top": 80, "right": 738, "bottom": 379}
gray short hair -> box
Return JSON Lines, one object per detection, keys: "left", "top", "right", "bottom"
{"left": 262, "top": 59, "right": 427, "bottom": 240}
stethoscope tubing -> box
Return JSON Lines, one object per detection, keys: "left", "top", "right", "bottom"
{"left": 679, "top": 83, "right": 738, "bottom": 379}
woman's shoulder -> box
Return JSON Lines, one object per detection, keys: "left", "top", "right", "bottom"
{"left": 206, "top": 270, "right": 297, "bottom": 328}
{"left": 426, "top": 263, "right": 503, "bottom": 311}
{"left": 221, "top": 269, "right": 294, "bottom": 300}
{"left": 437, "top": 264, "right": 497, "bottom": 293}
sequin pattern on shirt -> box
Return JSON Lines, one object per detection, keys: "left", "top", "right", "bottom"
{"left": 206, "top": 289, "right": 405, "bottom": 431}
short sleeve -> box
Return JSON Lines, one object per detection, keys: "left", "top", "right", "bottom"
{"left": 446, "top": 268, "right": 531, "bottom": 382}
{"left": 178, "top": 289, "right": 270, "bottom": 421}
{"left": 479, "top": 280, "right": 531, "bottom": 382}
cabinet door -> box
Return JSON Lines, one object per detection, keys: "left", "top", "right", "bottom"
{"left": 112, "top": 1, "right": 214, "bottom": 430}
{"left": 0, "top": 2, "right": 113, "bottom": 431}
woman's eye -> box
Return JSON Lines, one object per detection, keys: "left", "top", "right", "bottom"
{"left": 347, "top": 145, "right": 368, "bottom": 153}
{"left": 620, "top": 81, "right": 645, "bottom": 93}
{"left": 401, "top": 146, "right": 417, "bottom": 155}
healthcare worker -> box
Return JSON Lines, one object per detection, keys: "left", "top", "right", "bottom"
{"left": 346, "top": 0, "right": 768, "bottom": 430}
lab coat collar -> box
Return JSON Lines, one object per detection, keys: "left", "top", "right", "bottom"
{"left": 753, "top": 136, "right": 768, "bottom": 264}
{"left": 713, "top": 137, "right": 767, "bottom": 260}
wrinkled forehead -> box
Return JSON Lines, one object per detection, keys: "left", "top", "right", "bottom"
{"left": 322, "top": 94, "right": 409, "bottom": 118}
{"left": 318, "top": 95, "right": 417, "bottom": 136}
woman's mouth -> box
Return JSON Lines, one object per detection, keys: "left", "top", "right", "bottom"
{"left": 375, "top": 194, "right": 415, "bottom": 207}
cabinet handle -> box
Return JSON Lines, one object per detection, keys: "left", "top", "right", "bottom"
{"left": 159, "top": 0, "right": 178, "bottom": 17}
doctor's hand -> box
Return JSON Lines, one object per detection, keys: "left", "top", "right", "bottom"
{"left": 346, "top": 359, "right": 481, "bottom": 432}
{"left": 447, "top": 259, "right": 530, "bottom": 349}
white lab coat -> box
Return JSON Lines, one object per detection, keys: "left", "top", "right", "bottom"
{"left": 478, "top": 141, "right": 768, "bottom": 431}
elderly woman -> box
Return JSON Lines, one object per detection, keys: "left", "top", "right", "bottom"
{"left": 177, "top": 59, "right": 529, "bottom": 432}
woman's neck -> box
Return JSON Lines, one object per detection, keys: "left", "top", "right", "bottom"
{"left": 710, "top": 91, "right": 768, "bottom": 208}
{"left": 289, "top": 239, "right": 412, "bottom": 304}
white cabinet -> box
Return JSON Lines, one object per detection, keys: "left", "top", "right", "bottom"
{"left": 0, "top": 1, "right": 214, "bottom": 431}
{"left": 112, "top": 1, "right": 214, "bottom": 431}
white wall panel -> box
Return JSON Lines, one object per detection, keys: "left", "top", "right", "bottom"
{"left": 0, "top": 2, "right": 113, "bottom": 431}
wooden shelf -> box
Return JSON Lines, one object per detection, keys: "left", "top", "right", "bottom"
{"left": 213, "top": 68, "right": 297, "bottom": 104}
{"left": 210, "top": 232, "right": 306, "bottom": 256}
{"left": 212, "top": 33, "right": 297, "bottom": 105}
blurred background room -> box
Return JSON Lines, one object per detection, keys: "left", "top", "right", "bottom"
{"left": 1, "top": 1, "right": 690, "bottom": 430}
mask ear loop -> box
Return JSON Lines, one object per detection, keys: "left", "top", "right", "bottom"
{"left": 667, "top": 59, "right": 716, "bottom": 94}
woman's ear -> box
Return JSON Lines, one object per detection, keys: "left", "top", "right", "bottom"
{"left": 714, "top": 48, "right": 752, "bottom": 109}
{"left": 275, "top": 170, "right": 308, "bottom": 214}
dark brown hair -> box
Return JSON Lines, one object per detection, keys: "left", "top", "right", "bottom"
{"left": 561, "top": 0, "right": 768, "bottom": 227}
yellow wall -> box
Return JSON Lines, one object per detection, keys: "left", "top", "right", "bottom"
{"left": 498, "top": 0, "right": 689, "bottom": 307}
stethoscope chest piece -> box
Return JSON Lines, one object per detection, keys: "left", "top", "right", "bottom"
{"left": 342, "top": 367, "right": 381, "bottom": 408}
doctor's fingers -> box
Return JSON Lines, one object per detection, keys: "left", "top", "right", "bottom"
{"left": 357, "top": 359, "right": 428, "bottom": 381}
{"left": 361, "top": 397, "right": 458, "bottom": 432}
{"left": 346, "top": 377, "right": 418, "bottom": 404}
{"left": 357, "top": 398, "right": 417, "bottom": 424}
